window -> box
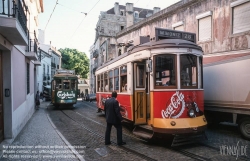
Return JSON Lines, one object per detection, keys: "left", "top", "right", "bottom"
{"left": 172, "top": 21, "right": 184, "bottom": 31}
{"left": 154, "top": 55, "right": 176, "bottom": 88}
{"left": 104, "top": 72, "right": 108, "bottom": 92}
{"left": 71, "top": 80, "right": 77, "bottom": 90}
{"left": 56, "top": 79, "right": 62, "bottom": 89}
{"left": 120, "top": 10, "right": 125, "bottom": 16}
{"left": 97, "top": 75, "right": 100, "bottom": 92}
{"left": 196, "top": 11, "right": 212, "bottom": 41}
{"left": 109, "top": 70, "right": 113, "bottom": 91}
{"left": 136, "top": 65, "right": 145, "bottom": 88}
{"left": 114, "top": 68, "right": 119, "bottom": 91}
{"left": 174, "top": 25, "right": 184, "bottom": 31}
{"left": 134, "top": 11, "right": 139, "bottom": 18}
{"left": 180, "top": 54, "right": 197, "bottom": 88}
{"left": 100, "top": 73, "right": 103, "bottom": 92}
{"left": 121, "top": 26, "right": 124, "bottom": 31}
{"left": 47, "top": 65, "right": 49, "bottom": 74}
{"left": 27, "top": 63, "right": 30, "bottom": 94}
{"left": 231, "top": 1, "right": 250, "bottom": 34}
{"left": 199, "top": 57, "right": 203, "bottom": 89}
{"left": 120, "top": 65, "right": 127, "bottom": 92}
{"left": 63, "top": 81, "right": 70, "bottom": 89}
{"left": 43, "top": 64, "right": 45, "bottom": 74}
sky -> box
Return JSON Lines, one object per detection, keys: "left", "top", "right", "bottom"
{"left": 38, "top": 0, "right": 180, "bottom": 57}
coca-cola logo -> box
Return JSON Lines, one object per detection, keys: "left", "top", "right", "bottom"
{"left": 161, "top": 91, "right": 185, "bottom": 118}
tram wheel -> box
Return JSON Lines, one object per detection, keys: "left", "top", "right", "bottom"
{"left": 239, "top": 118, "right": 250, "bottom": 140}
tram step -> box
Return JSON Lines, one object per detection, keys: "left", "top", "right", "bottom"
{"left": 171, "top": 132, "right": 207, "bottom": 147}
{"left": 133, "top": 125, "right": 154, "bottom": 139}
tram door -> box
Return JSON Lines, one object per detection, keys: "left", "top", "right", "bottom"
{"left": 133, "top": 63, "right": 147, "bottom": 124}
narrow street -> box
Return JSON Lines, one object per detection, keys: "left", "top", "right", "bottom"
{"left": 46, "top": 100, "right": 250, "bottom": 161}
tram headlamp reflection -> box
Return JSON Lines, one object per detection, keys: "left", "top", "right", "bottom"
{"left": 188, "top": 109, "right": 195, "bottom": 118}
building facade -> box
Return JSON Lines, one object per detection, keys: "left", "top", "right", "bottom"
{"left": 38, "top": 30, "right": 61, "bottom": 93}
{"left": 0, "top": 0, "right": 43, "bottom": 143}
{"left": 90, "top": 2, "right": 160, "bottom": 93}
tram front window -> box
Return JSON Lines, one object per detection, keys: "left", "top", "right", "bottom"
{"left": 180, "top": 54, "right": 197, "bottom": 88}
{"left": 63, "top": 81, "right": 70, "bottom": 89}
{"left": 56, "top": 80, "right": 62, "bottom": 89}
{"left": 154, "top": 54, "right": 176, "bottom": 88}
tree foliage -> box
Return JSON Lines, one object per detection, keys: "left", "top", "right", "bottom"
{"left": 59, "top": 48, "right": 89, "bottom": 78}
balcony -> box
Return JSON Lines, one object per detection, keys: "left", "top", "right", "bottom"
{"left": 0, "top": 0, "right": 29, "bottom": 45}
{"left": 51, "top": 62, "right": 56, "bottom": 68}
{"left": 25, "top": 38, "right": 38, "bottom": 60}
{"left": 43, "top": 74, "right": 51, "bottom": 81}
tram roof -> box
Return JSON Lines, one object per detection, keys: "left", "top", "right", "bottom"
{"left": 129, "top": 38, "right": 202, "bottom": 54}
{"left": 97, "top": 39, "right": 202, "bottom": 71}
{"left": 53, "top": 73, "right": 78, "bottom": 78}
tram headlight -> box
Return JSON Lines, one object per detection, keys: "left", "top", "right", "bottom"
{"left": 188, "top": 109, "right": 195, "bottom": 118}
{"left": 170, "top": 121, "right": 176, "bottom": 126}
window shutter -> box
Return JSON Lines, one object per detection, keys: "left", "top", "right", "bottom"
{"left": 174, "top": 25, "right": 184, "bottom": 31}
{"left": 198, "top": 16, "right": 212, "bottom": 41}
{"left": 233, "top": 2, "right": 250, "bottom": 34}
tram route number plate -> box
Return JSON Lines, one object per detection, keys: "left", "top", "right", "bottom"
{"left": 157, "top": 28, "right": 195, "bottom": 42}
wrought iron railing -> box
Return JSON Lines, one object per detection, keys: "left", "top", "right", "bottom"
{"left": 25, "top": 30, "right": 39, "bottom": 60}
{"left": 0, "top": 0, "right": 28, "bottom": 35}
{"left": 51, "top": 62, "right": 56, "bottom": 68}
{"left": 43, "top": 74, "right": 51, "bottom": 81}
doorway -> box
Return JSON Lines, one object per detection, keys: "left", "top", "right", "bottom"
{"left": 133, "top": 63, "right": 147, "bottom": 124}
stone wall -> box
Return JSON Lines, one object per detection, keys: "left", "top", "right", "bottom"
{"left": 116, "top": 0, "right": 250, "bottom": 55}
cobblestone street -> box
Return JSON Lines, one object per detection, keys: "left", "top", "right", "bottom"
{"left": 1, "top": 100, "right": 250, "bottom": 161}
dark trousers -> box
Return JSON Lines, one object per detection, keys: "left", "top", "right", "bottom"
{"left": 105, "top": 122, "right": 122, "bottom": 144}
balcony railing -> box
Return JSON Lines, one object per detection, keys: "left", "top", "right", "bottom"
{"left": 51, "top": 62, "right": 56, "bottom": 68}
{"left": 43, "top": 74, "right": 51, "bottom": 81}
{"left": 0, "top": 0, "right": 28, "bottom": 35}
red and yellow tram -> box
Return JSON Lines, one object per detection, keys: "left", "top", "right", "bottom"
{"left": 95, "top": 28, "right": 207, "bottom": 142}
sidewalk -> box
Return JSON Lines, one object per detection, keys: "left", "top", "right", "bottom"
{"left": 0, "top": 101, "right": 83, "bottom": 161}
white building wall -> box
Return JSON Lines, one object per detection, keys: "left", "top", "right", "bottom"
{"left": 2, "top": 0, "right": 43, "bottom": 140}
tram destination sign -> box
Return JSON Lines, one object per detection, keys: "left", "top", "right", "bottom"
{"left": 155, "top": 28, "right": 196, "bottom": 43}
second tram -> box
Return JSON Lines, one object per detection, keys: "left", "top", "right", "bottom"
{"left": 95, "top": 28, "right": 207, "bottom": 144}
{"left": 51, "top": 69, "right": 78, "bottom": 108}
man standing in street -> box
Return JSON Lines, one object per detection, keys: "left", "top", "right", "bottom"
{"left": 104, "top": 91, "right": 126, "bottom": 146}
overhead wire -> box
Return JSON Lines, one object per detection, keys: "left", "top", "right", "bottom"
{"left": 66, "top": 0, "right": 101, "bottom": 46}
{"left": 44, "top": 0, "right": 59, "bottom": 31}
{"left": 57, "top": 2, "right": 86, "bottom": 14}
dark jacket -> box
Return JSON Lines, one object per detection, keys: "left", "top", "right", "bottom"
{"left": 104, "top": 97, "right": 123, "bottom": 124}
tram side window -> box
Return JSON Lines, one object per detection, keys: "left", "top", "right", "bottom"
{"left": 100, "top": 74, "right": 104, "bottom": 92}
{"left": 97, "top": 75, "right": 100, "bottom": 92}
{"left": 154, "top": 55, "right": 176, "bottom": 88}
{"left": 114, "top": 68, "right": 119, "bottom": 91}
{"left": 120, "top": 65, "right": 127, "bottom": 92}
{"left": 52, "top": 80, "right": 55, "bottom": 90}
{"left": 180, "top": 54, "right": 197, "bottom": 88}
{"left": 104, "top": 72, "right": 108, "bottom": 92}
{"left": 199, "top": 57, "right": 203, "bottom": 88}
{"left": 56, "top": 79, "right": 62, "bottom": 89}
{"left": 109, "top": 70, "right": 113, "bottom": 91}
{"left": 71, "top": 80, "right": 76, "bottom": 90}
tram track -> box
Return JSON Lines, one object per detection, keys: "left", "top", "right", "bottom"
{"left": 60, "top": 110, "right": 157, "bottom": 161}
{"left": 77, "top": 101, "right": 248, "bottom": 161}
{"left": 66, "top": 102, "right": 214, "bottom": 161}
